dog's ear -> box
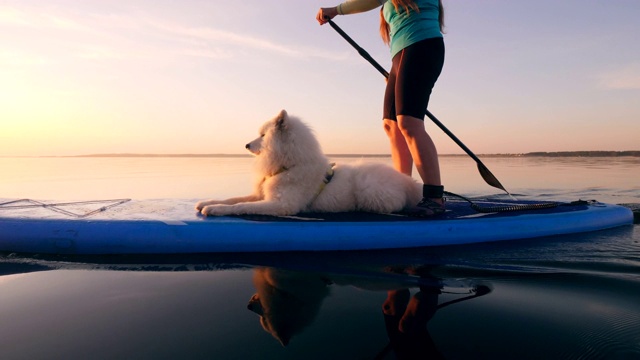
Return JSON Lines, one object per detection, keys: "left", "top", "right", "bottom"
{"left": 275, "top": 109, "right": 288, "bottom": 131}
{"left": 247, "top": 293, "right": 264, "bottom": 316}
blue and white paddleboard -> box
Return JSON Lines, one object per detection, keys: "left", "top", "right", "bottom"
{"left": 0, "top": 197, "right": 633, "bottom": 255}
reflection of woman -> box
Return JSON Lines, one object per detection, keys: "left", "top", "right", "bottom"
{"left": 246, "top": 266, "right": 490, "bottom": 355}
{"left": 317, "top": 0, "right": 447, "bottom": 216}
{"left": 381, "top": 287, "right": 444, "bottom": 359}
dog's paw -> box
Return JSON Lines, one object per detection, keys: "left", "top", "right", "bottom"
{"left": 195, "top": 200, "right": 219, "bottom": 211}
{"left": 195, "top": 201, "right": 207, "bottom": 211}
{"left": 201, "top": 205, "right": 226, "bottom": 217}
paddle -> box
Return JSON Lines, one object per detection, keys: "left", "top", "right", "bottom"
{"left": 437, "top": 284, "right": 491, "bottom": 310}
{"left": 326, "top": 19, "right": 510, "bottom": 195}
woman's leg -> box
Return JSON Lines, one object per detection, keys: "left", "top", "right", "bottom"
{"left": 393, "top": 38, "right": 445, "bottom": 210}
{"left": 396, "top": 115, "right": 441, "bottom": 188}
{"left": 383, "top": 118, "right": 413, "bottom": 176}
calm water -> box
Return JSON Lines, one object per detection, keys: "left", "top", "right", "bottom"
{"left": 1, "top": 156, "right": 639, "bottom": 359}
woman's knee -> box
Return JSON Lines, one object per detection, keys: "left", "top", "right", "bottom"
{"left": 396, "top": 115, "right": 425, "bottom": 138}
{"left": 383, "top": 119, "right": 399, "bottom": 137}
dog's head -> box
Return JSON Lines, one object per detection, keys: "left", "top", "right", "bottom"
{"left": 245, "top": 109, "right": 322, "bottom": 159}
{"left": 247, "top": 268, "right": 330, "bottom": 346}
{"left": 246, "top": 109, "right": 286, "bottom": 156}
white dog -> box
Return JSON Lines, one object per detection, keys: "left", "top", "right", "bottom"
{"left": 196, "top": 110, "right": 421, "bottom": 216}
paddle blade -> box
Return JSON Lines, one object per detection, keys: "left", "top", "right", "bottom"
{"left": 474, "top": 284, "right": 492, "bottom": 296}
{"left": 477, "top": 163, "right": 509, "bottom": 195}
{"left": 437, "top": 284, "right": 492, "bottom": 309}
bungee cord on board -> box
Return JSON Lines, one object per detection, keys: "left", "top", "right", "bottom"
{"left": 0, "top": 199, "right": 131, "bottom": 218}
{"left": 444, "top": 191, "right": 563, "bottom": 213}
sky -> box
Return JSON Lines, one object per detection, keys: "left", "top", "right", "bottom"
{"left": 1, "top": 0, "right": 639, "bottom": 156}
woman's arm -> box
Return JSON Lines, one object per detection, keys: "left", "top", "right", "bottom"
{"left": 317, "top": 0, "right": 385, "bottom": 25}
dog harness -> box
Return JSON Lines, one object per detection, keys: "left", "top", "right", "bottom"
{"left": 316, "top": 164, "right": 335, "bottom": 194}
{"left": 258, "top": 164, "right": 335, "bottom": 205}
{"left": 308, "top": 164, "right": 336, "bottom": 207}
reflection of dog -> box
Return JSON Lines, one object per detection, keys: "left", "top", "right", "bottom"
{"left": 246, "top": 267, "right": 443, "bottom": 347}
{"left": 196, "top": 109, "right": 421, "bottom": 216}
{"left": 247, "top": 268, "right": 330, "bottom": 346}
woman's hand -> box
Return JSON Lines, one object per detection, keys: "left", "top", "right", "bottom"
{"left": 316, "top": 7, "right": 338, "bottom": 25}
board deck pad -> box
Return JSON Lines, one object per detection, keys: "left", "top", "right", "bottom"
{"left": 232, "top": 199, "right": 586, "bottom": 222}
{"left": 0, "top": 197, "right": 634, "bottom": 255}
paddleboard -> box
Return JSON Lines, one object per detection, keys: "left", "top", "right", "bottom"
{"left": 0, "top": 196, "right": 633, "bottom": 255}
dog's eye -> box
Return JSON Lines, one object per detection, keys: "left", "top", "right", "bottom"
{"left": 260, "top": 134, "right": 265, "bottom": 137}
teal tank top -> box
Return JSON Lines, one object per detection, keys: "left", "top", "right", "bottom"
{"left": 383, "top": 0, "right": 442, "bottom": 58}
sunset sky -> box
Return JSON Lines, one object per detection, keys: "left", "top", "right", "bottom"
{"left": 1, "top": 0, "right": 639, "bottom": 156}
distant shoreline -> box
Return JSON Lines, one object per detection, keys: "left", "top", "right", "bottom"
{"left": 3, "top": 151, "right": 640, "bottom": 158}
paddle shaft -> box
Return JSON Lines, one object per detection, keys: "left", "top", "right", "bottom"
{"left": 327, "top": 19, "right": 509, "bottom": 195}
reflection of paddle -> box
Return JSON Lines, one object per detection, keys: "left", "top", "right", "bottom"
{"left": 437, "top": 284, "right": 492, "bottom": 310}
{"left": 326, "top": 19, "right": 509, "bottom": 195}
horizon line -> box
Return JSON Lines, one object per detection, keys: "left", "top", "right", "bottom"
{"left": 2, "top": 150, "right": 640, "bottom": 158}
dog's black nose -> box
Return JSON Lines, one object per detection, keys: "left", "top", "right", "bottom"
{"left": 245, "top": 144, "right": 251, "bottom": 150}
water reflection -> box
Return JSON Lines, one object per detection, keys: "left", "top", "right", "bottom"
{"left": 381, "top": 287, "right": 442, "bottom": 359}
{"left": 245, "top": 264, "right": 490, "bottom": 359}
{"left": 0, "top": 255, "right": 490, "bottom": 359}
{"left": 1, "top": 229, "right": 638, "bottom": 360}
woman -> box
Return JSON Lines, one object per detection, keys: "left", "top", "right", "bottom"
{"left": 316, "top": 0, "right": 446, "bottom": 216}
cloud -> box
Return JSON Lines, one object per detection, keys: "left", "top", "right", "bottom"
{"left": 1, "top": 4, "right": 351, "bottom": 65}
{"left": 76, "top": 46, "right": 126, "bottom": 60}
{"left": 44, "top": 14, "right": 87, "bottom": 31}
{"left": 0, "top": 5, "right": 87, "bottom": 31}
{"left": 144, "top": 19, "right": 305, "bottom": 58}
{"left": 177, "top": 22, "right": 351, "bottom": 62}
{"left": 179, "top": 48, "right": 233, "bottom": 60}
{"left": 0, "top": 50, "right": 47, "bottom": 67}
{"left": 0, "top": 5, "right": 31, "bottom": 26}
{"left": 598, "top": 63, "right": 640, "bottom": 90}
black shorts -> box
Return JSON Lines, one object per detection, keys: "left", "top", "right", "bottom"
{"left": 383, "top": 37, "right": 445, "bottom": 121}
